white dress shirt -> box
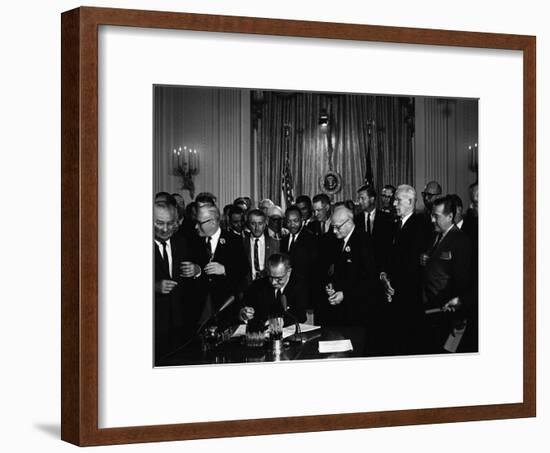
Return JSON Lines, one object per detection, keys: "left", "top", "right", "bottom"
{"left": 208, "top": 227, "right": 222, "bottom": 257}
{"left": 342, "top": 225, "right": 355, "bottom": 250}
{"left": 364, "top": 209, "right": 376, "bottom": 233}
{"left": 400, "top": 211, "right": 414, "bottom": 228}
{"left": 154, "top": 238, "right": 173, "bottom": 278}
{"left": 249, "top": 234, "right": 266, "bottom": 278}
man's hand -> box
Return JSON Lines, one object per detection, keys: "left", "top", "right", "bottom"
{"left": 239, "top": 306, "right": 255, "bottom": 322}
{"left": 325, "top": 283, "right": 335, "bottom": 297}
{"left": 419, "top": 253, "right": 430, "bottom": 267}
{"left": 204, "top": 262, "right": 226, "bottom": 276}
{"left": 442, "top": 297, "right": 461, "bottom": 312}
{"left": 155, "top": 279, "right": 178, "bottom": 295}
{"left": 180, "top": 261, "right": 200, "bottom": 278}
{"left": 328, "top": 291, "right": 344, "bottom": 305}
{"left": 380, "top": 272, "right": 395, "bottom": 302}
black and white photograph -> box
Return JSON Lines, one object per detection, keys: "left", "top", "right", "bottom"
{"left": 152, "top": 86, "right": 479, "bottom": 366}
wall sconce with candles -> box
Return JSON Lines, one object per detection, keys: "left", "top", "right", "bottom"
{"left": 468, "top": 142, "right": 478, "bottom": 174}
{"left": 171, "top": 145, "right": 200, "bottom": 199}
{"left": 318, "top": 109, "right": 329, "bottom": 128}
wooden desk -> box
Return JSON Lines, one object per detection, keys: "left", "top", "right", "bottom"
{"left": 156, "top": 326, "right": 367, "bottom": 367}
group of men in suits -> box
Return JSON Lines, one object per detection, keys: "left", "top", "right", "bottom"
{"left": 153, "top": 179, "right": 478, "bottom": 361}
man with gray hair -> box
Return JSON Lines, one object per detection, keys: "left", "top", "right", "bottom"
{"left": 379, "top": 184, "right": 430, "bottom": 355}
{"left": 154, "top": 201, "right": 200, "bottom": 361}
{"left": 190, "top": 205, "right": 248, "bottom": 326}
{"left": 266, "top": 205, "right": 288, "bottom": 240}
{"left": 321, "top": 206, "right": 376, "bottom": 330}
{"left": 259, "top": 198, "right": 274, "bottom": 216}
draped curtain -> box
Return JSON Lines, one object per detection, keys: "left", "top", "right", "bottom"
{"left": 254, "top": 92, "right": 414, "bottom": 204}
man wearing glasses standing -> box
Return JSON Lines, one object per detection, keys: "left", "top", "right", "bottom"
{"left": 191, "top": 205, "right": 248, "bottom": 327}
{"left": 379, "top": 184, "right": 396, "bottom": 215}
{"left": 321, "top": 206, "right": 376, "bottom": 331}
{"left": 420, "top": 180, "right": 442, "bottom": 241}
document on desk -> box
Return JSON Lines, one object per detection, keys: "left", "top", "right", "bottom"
{"left": 230, "top": 324, "right": 321, "bottom": 338}
{"left": 318, "top": 339, "right": 353, "bottom": 353}
{"left": 231, "top": 324, "right": 247, "bottom": 337}
{"left": 282, "top": 324, "right": 320, "bottom": 339}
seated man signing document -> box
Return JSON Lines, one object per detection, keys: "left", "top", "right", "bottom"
{"left": 239, "top": 253, "right": 307, "bottom": 328}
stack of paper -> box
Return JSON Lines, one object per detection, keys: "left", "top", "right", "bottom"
{"left": 318, "top": 339, "right": 353, "bottom": 353}
{"left": 282, "top": 324, "right": 320, "bottom": 339}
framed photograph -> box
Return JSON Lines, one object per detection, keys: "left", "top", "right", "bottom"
{"left": 61, "top": 6, "right": 536, "bottom": 446}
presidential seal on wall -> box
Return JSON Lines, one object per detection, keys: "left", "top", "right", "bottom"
{"left": 319, "top": 170, "right": 342, "bottom": 195}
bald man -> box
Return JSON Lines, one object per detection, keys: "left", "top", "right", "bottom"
{"left": 321, "top": 206, "right": 377, "bottom": 330}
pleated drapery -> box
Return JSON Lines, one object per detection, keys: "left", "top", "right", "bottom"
{"left": 254, "top": 92, "right": 414, "bottom": 204}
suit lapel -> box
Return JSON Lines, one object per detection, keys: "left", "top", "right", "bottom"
{"left": 243, "top": 236, "right": 251, "bottom": 267}
{"left": 433, "top": 225, "right": 458, "bottom": 255}
{"left": 213, "top": 230, "right": 226, "bottom": 262}
{"left": 395, "top": 214, "right": 413, "bottom": 244}
{"left": 264, "top": 234, "right": 272, "bottom": 267}
{"left": 281, "top": 235, "right": 290, "bottom": 254}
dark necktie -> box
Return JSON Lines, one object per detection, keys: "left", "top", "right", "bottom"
{"left": 206, "top": 237, "right": 213, "bottom": 261}
{"left": 429, "top": 233, "right": 443, "bottom": 256}
{"left": 393, "top": 219, "right": 403, "bottom": 244}
{"left": 288, "top": 234, "right": 295, "bottom": 252}
{"left": 321, "top": 221, "right": 326, "bottom": 234}
{"left": 366, "top": 212, "right": 372, "bottom": 235}
{"left": 199, "top": 237, "right": 214, "bottom": 324}
{"left": 159, "top": 240, "right": 170, "bottom": 278}
{"left": 253, "top": 238, "right": 260, "bottom": 279}
{"left": 276, "top": 289, "right": 284, "bottom": 309}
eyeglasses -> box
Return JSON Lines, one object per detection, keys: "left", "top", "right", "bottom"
{"left": 197, "top": 218, "right": 214, "bottom": 227}
{"left": 422, "top": 192, "right": 441, "bottom": 198}
{"left": 268, "top": 271, "right": 289, "bottom": 282}
{"left": 331, "top": 218, "right": 350, "bottom": 231}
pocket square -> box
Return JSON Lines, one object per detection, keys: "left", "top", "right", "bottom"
{"left": 440, "top": 251, "right": 452, "bottom": 260}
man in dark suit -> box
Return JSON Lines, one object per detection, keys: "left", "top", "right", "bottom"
{"left": 310, "top": 193, "right": 339, "bottom": 322}
{"left": 379, "top": 184, "right": 396, "bottom": 215}
{"left": 225, "top": 205, "right": 246, "bottom": 238}
{"left": 421, "top": 196, "right": 472, "bottom": 353}
{"left": 239, "top": 253, "right": 307, "bottom": 328}
{"left": 296, "top": 195, "right": 321, "bottom": 236}
{"left": 419, "top": 180, "right": 442, "bottom": 242}
{"left": 458, "top": 182, "right": 479, "bottom": 353}
{"left": 242, "top": 209, "right": 280, "bottom": 286}
{"left": 312, "top": 193, "right": 332, "bottom": 235}
{"left": 462, "top": 183, "right": 479, "bottom": 250}
{"left": 321, "top": 206, "right": 377, "bottom": 330}
{"left": 380, "top": 184, "right": 430, "bottom": 355}
{"left": 355, "top": 184, "right": 393, "bottom": 273}
{"left": 191, "top": 205, "right": 248, "bottom": 328}
{"left": 281, "top": 205, "right": 318, "bottom": 282}
{"left": 154, "top": 201, "right": 201, "bottom": 361}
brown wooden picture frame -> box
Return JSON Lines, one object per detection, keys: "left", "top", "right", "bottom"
{"left": 61, "top": 6, "right": 536, "bottom": 446}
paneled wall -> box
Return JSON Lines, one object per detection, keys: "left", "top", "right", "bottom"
{"left": 153, "top": 86, "right": 251, "bottom": 208}
{"left": 414, "top": 97, "right": 478, "bottom": 210}
{"left": 154, "top": 88, "right": 477, "bottom": 211}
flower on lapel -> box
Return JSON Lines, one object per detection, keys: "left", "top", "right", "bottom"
{"left": 219, "top": 238, "right": 226, "bottom": 245}
{"left": 344, "top": 246, "right": 351, "bottom": 253}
